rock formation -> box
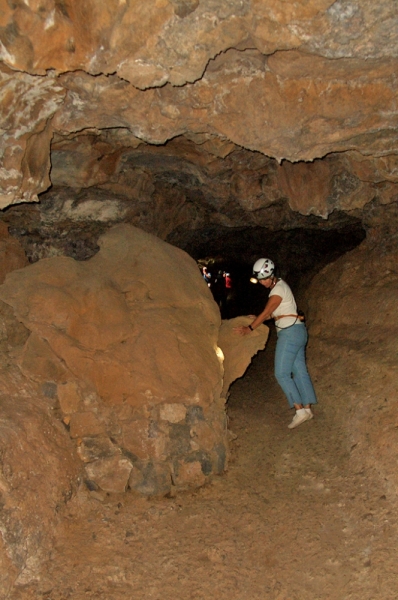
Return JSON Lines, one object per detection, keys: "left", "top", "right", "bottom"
{"left": 0, "top": 227, "right": 80, "bottom": 597}
{"left": 306, "top": 234, "right": 398, "bottom": 492}
{"left": 0, "top": 1, "right": 397, "bottom": 594}
{"left": 0, "top": 224, "right": 268, "bottom": 497}
{"left": 0, "top": 0, "right": 396, "bottom": 224}
{"left": 218, "top": 317, "right": 269, "bottom": 398}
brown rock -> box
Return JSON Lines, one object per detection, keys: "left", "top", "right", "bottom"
{"left": 0, "top": 224, "right": 229, "bottom": 493}
{"left": 57, "top": 381, "right": 82, "bottom": 415}
{"left": 172, "top": 459, "right": 206, "bottom": 489}
{"left": 121, "top": 418, "right": 169, "bottom": 462}
{"left": 189, "top": 420, "right": 218, "bottom": 453}
{"left": 0, "top": 365, "right": 81, "bottom": 595}
{"left": 69, "top": 411, "right": 104, "bottom": 439}
{"left": 85, "top": 455, "right": 133, "bottom": 494}
{"left": 77, "top": 436, "right": 118, "bottom": 464}
{"left": 0, "top": 222, "right": 28, "bottom": 283}
{"left": 218, "top": 317, "right": 269, "bottom": 398}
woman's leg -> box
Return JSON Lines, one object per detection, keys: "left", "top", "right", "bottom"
{"left": 274, "top": 325, "right": 306, "bottom": 408}
{"left": 291, "top": 342, "right": 317, "bottom": 406}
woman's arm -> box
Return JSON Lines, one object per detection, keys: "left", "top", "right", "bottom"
{"left": 234, "top": 295, "right": 282, "bottom": 335}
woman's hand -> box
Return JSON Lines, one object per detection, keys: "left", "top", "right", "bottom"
{"left": 233, "top": 325, "right": 252, "bottom": 336}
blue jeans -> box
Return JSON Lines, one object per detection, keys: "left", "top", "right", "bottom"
{"left": 274, "top": 323, "right": 317, "bottom": 409}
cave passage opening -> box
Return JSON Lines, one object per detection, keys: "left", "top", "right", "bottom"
{"left": 180, "top": 218, "right": 367, "bottom": 411}
{"left": 2, "top": 197, "right": 366, "bottom": 321}
{"left": 177, "top": 221, "right": 366, "bottom": 319}
{"left": 1, "top": 135, "right": 367, "bottom": 322}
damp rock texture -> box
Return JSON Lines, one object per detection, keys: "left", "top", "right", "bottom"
{"left": 0, "top": 0, "right": 397, "bottom": 224}
{"left": 0, "top": 227, "right": 80, "bottom": 598}
{"left": 0, "top": 222, "right": 28, "bottom": 284}
{"left": 0, "top": 342, "right": 80, "bottom": 599}
{"left": 218, "top": 317, "right": 269, "bottom": 398}
{"left": 305, "top": 234, "right": 398, "bottom": 493}
{"left": 0, "top": 224, "right": 262, "bottom": 496}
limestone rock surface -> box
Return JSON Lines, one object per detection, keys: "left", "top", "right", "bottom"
{"left": 0, "top": 356, "right": 80, "bottom": 599}
{"left": 218, "top": 317, "right": 269, "bottom": 398}
{"left": 1, "top": 0, "right": 396, "bottom": 81}
{"left": 0, "top": 65, "right": 65, "bottom": 207}
{"left": 0, "top": 0, "right": 396, "bottom": 218}
{"left": 305, "top": 236, "right": 398, "bottom": 495}
{"left": 0, "top": 222, "right": 27, "bottom": 284}
{"left": 0, "top": 224, "right": 261, "bottom": 495}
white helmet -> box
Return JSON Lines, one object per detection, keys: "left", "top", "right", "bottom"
{"left": 252, "top": 258, "right": 275, "bottom": 281}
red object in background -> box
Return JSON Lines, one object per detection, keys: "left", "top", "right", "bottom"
{"left": 224, "top": 273, "right": 232, "bottom": 288}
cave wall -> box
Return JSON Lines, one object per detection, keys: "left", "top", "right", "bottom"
{"left": 304, "top": 232, "right": 398, "bottom": 495}
{"left": 0, "top": 0, "right": 396, "bottom": 493}
{"left": 0, "top": 0, "right": 397, "bottom": 230}
{"left": 0, "top": 0, "right": 396, "bottom": 496}
{"left": 0, "top": 3, "right": 397, "bottom": 590}
{"left": 0, "top": 228, "right": 81, "bottom": 597}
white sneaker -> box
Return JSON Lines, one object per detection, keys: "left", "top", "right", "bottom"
{"left": 305, "top": 408, "right": 314, "bottom": 420}
{"left": 288, "top": 409, "right": 310, "bottom": 429}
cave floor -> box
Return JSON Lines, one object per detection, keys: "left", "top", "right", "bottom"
{"left": 12, "top": 332, "right": 398, "bottom": 600}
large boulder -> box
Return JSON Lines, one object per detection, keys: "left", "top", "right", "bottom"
{"left": 0, "top": 222, "right": 269, "bottom": 595}
{"left": 0, "top": 225, "right": 239, "bottom": 495}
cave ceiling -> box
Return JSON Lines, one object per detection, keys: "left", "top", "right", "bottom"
{"left": 0, "top": 0, "right": 397, "bottom": 256}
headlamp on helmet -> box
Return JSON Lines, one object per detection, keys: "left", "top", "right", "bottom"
{"left": 250, "top": 258, "right": 275, "bottom": 283}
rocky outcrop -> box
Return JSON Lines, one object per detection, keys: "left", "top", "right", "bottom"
{"left": 0, "top": 310, "right": 80, "bottom": 600}
{"left": 0, "top": 229, "right": 80, "bottom": 597}
{"left": 0, "top": 222, "right": 27, "bottom": 284}
{"left": 218, "top": 317, "right": 269, "bottom": 398}
{"left": 0, "top": 1, "right": 397, "bottom": 219}
{"left": 304, "top": 236, "right": 398, "bottom": 494}
{"left": 0, "top": 224, "right": 268, "bottom": 496}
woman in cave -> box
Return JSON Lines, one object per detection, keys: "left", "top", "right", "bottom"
{"left": 234, "top": 258, "right": 317, "bottom": 429}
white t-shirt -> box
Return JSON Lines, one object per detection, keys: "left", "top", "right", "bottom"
{"left": 269, "top": 279, "right": 298, "bottom": 329}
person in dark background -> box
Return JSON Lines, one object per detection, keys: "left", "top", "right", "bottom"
{"left": 223, "top": 271, "right": 235, "bottom": 318}
{"left": 234, "top": 258, "right": 317, "bottom": 430}
{"left": 212, "top": 270, "right": 227, "bottom": 315}
{"left": 224, "top": 272, "right": 232, "bottom": 290}
{"left": 202, "top": 266, "right": 212, "bottom": 287}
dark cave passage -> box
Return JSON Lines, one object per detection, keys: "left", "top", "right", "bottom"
{"left": 2, "top": 194, "right": 366, "bottom": 324}
{"left": 180, "top": 221, "right": 366, "bottom": 318}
